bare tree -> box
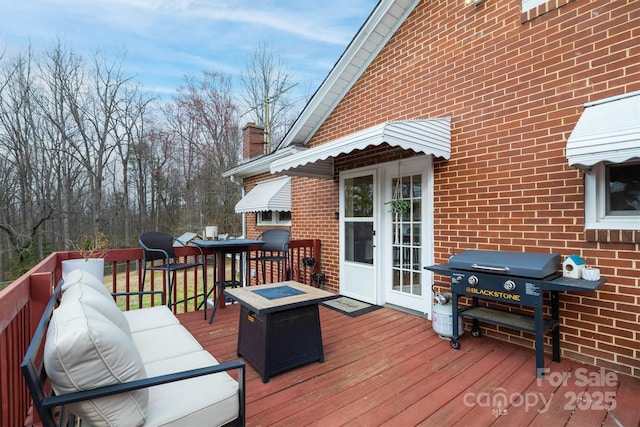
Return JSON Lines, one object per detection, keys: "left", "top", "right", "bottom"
{"left": 38, "top": 42, "right": 86, "bottom": 251}
{"left": 239, "top": 42, "right": 298, "bottom": 152}
{"left": 73, "top": 54, "right": 133, "bottom": 245}
{"left": 0, "top": 41, "right": 150, "bottom": 278}
{"left": 41, "top": 46, "right": 139, "bottom": 249}
{"left": 137, "top": 124, "right": 176, "bottom": 232}
{"left": 0, "top": 49, "right": 54, "bottom": 275}
{"left": 0, "top": 38, "right": 307, "bottom": 278}
{"left": 161, "top": 71, "right": 242, "bottom": 235}
{"left": 112, "top": 85, "right": 154, "bottom": 246}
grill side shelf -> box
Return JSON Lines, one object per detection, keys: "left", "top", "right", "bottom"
{"left": 424, "top": 264, "right": 456, "bottom": 276}
{"left": 459, "top": 306, "right": 558, "bottom": 334}
{"left": 543, "top": 276, "right": 605, "bottom": 292}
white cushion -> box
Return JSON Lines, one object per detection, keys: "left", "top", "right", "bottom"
{"left": 61, "top": 282, "right": 131, "bottom": 337}
{"left": 131, "top": 324, "right": 203, "bottom": 365}
{"left": 62, "top": 269, "right": 112, "bottom": 300}
{"left": 123, "top": 305, "right": 180, "bottom": 333}
{"left": 44, "top": 300, "right": 148, "bottom": 427}
{"left": 144, "top": 350, "right": 240, "bottom": 426}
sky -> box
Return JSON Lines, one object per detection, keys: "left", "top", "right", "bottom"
{"left": 1, "top": 0, "right": 379, "bottom": 105}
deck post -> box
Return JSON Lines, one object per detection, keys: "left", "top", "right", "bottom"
{"left": 29, "top": 273, "right": 54, "bottom": 334}
{"left": 28, "top": 272, "right": 54, "bottom": 426}
{"left": 312, "top": 239, "right": 321, "bottom": 275}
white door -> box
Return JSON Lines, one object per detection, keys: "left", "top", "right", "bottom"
{"left": 339, "top": 171, "right": 377, "bottom": 303}
{"left": 382, "top": 158, "right": 432, "bottom": 314}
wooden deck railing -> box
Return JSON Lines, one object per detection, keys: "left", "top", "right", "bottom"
{"left": 0, "top": 239, "right": 321, "bottom": 427}
{"left": 1, "top": 253, "right": 58, "bottom": 427}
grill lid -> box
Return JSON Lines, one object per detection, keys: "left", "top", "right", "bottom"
{"left": 446, "top": 250, "right": 561, "bottom": 279}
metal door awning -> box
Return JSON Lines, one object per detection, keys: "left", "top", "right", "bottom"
{"left": 270, "top": 119, "right": 451, "bottom": 179}
{"left": 566, "top": 91, "right": 640, "bottom": 170}
{"left": 234, "top": 176, "right": 291, "bottom": 213}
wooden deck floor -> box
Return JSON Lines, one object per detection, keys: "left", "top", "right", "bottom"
{"left": 178, "top": 304, "right": 640, "bottom": 427}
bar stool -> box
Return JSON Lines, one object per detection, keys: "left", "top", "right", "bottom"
{"left": 254, "top": 229, "right": 291, "bottom": 283}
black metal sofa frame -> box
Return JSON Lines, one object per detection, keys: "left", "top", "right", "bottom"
{"left": 21, "top": 279, "right": 246, "bottom": 427}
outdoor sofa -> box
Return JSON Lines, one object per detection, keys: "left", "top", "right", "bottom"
{"left": 21, "top": 269, "right": 245, "bottom": 427}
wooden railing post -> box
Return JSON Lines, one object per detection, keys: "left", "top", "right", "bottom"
{"left": 313, "top": 239, "right": 322, "bottom": 275}
{"left": 29, "top": 273, "right": 54, "bottom": 334}
{"left": 28, "top": 273, "right": 54, "bottom": 427}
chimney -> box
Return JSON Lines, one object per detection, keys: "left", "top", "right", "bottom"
{"left": 242, "top": 122, "right": 265, "bottom": 159}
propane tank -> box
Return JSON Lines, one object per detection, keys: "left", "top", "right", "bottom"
{"left": 432, "top": 293, "right": 464, "bottom": 339}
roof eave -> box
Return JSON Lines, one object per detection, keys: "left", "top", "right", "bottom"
{"left": 222, "top": 146, "right": 306, "bottom": 182}
{"left": 280, "top": 0, "right": 421, "bottom": 147}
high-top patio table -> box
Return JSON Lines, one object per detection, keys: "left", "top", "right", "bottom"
{"left": 192, "top": 239, "right": 265, "bottom": 323}
{"left": 225, "top": 281, "right": 335, "bottom": 383}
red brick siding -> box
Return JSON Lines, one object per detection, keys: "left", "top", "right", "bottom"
{"left": 242, "top": 123, "right": 265, "bottom": 160}
{"left": 282, "top": 0, "right": 640, "bottom": 376}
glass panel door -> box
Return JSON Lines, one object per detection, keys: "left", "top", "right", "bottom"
{"left": 340, "top": 172, "right": 377, "bottom": 303}
{"left": 344, "top": 175, "right": 374, "bottom": 264}
{"left": 391, "top": 174, "right": 422, "bottom": 296}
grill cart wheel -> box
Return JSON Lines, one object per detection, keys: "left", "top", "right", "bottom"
{"left": 472, "top": 328, "right": 481, "bottom": 338}
{"left": 450, "top": 339, "right": 461, "bottom": 349}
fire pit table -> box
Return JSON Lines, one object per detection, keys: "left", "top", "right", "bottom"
{"left": 425, "top": 250, "right": 606, "bottom": 378}
{"left": 225, "top": 281, "right": 335, "bottom": 383}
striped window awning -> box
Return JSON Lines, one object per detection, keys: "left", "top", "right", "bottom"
{"left": 234, "top": 176, "right": 291, "bottom": 213}
{"left": 567, "top": 91, "right": 640, "bottom": 169}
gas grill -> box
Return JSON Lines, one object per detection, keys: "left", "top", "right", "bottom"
{"left": 425, "top": 250, "right": 606, "bottom": 378}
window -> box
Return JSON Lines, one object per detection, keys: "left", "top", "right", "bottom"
{"left": 522, "top": 0, "right": 546, "bottom": 11}
{"left": 585, "top": 162, "right": 640, "bottom": 230}
{"left": 608, "top": 163, "right": 640, "bottom": 213}
{"left": 257, "top": 211, "right": 291, "bottom": 226}
{"left": 521, "top": 0, "right": 574, "bottom": 23}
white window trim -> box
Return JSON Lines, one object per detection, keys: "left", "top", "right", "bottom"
{"left": 522, "top": 0, "right": 547, "bottom": 12}
{"left": 584, "top": 163, "right": 640, "bottom": 230}
{"left": 257, "top": 211, "right": 292, "bottom": 226}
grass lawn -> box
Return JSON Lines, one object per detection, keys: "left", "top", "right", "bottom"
{"left": 110, "top": 263, "right": 238, "bottom": 314}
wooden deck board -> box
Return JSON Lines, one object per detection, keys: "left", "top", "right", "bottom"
{"left": 425, "top": 345, "right": 533, "bottom": 426}
{"left": 177, "top": 303, "right": 640, "bottom": 427}
{"left": 312, "top": 334, "right": 446, "bottom": 427}
{"left": 382, "top": 343, "right": 514, "bottom": 426}
{"left": 602, "top": 373, "right": 640, "bottom": 427}
{"left": 451, "top": 352, "right": 537, "bottom": 426}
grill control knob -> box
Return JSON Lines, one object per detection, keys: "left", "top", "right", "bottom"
{"left": 503, "top": 280, "right": 516, "bottom": 291}
{"left": 468, "top": 275, "right": 478, "bottom": 286}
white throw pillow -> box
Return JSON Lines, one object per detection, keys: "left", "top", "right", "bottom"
{"left": 62, "top": 282, "right": 132, "bottom": 337}
{"left": 62, "top": 269, "right": 113, "bottom": 300}
{"left": 44, "top": 300, "right": 148, "bottom": 427}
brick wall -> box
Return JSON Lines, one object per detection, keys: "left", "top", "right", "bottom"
{"left": 242, "top": 122, "right": 265, "bottom": 160}
{"left": 284, "top": 0, "right": 639, "bottom": 376}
